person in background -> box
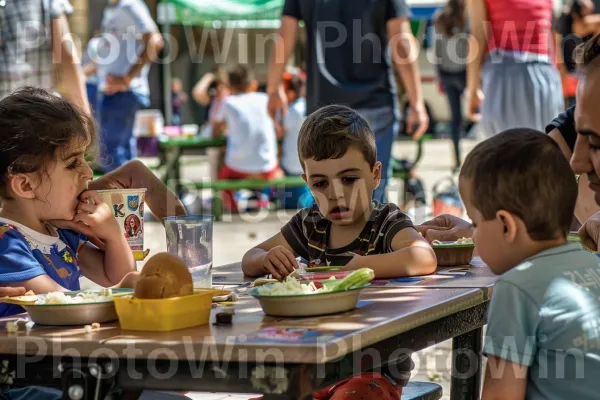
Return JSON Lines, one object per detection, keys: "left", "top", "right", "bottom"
{"left": 192, "top": 66, "right": 230, "bottom": 181}
{"left": 266, "top": 0, "right": 429, "bottom": 204}
{"left": 277, "top": 69, "right": 314, "bottom": 209}
{"left": 555, "top": 0, "right": 600, "bottom": 108}
{"left": 0, "top": 0, "right": 89, "bottom": 114}
{"left": 419, "top": 34, "right": 600, "bottom": 251}
{"left": 88, "top": 0, "right": 164, "bottom": 173}
{"left": 171, "top": 77, "right": 188, "bottom": 127}
{"left": 467, "top": 0, "right": 564, "bottom": 136}
{"left": 193, "top": 65, "right": 230, "bottom": 134}
{"left": 214, "top": 65, "right": 282, "bottom": 213}
{"left": 433, "top": 0, "right": 469, "bottom": 172}
{"left": 0, "top": 0, "right": 184, "bottom": 226}
{"left": 83, "top": 36, "right": 102, "bottom": 118}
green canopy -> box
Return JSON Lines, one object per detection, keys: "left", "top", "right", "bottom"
{"left": 157, "top": 0, "right": 284, "bottom": 28}
{"left": 157, "top": 0, "right": 444, "bottom": 28}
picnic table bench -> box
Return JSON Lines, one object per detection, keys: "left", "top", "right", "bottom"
{"left": 182, "top": 176, "right": 307, "bottom": 221}
{"left": 158, "top": 134, "right": 431, "bottom": 219}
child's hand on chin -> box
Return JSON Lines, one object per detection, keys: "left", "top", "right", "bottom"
{"left": 50, "top": 191, "right": 120, "bottom": 249}
{"left": 72, "top": 190, "right": 121, "bottom": 241}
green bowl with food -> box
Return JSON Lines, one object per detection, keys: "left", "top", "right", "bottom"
{"left": 248, "top": 268, "right": 373, "bottom": 317}
{"left": 431, "top": 238, "right": 475, "bottom": 266}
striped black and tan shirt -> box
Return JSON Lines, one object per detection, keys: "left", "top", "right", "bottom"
{"left": 281, "top": 202, "right": 415, "bottom": 267}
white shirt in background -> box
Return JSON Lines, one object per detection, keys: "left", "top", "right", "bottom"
{"left": 215, "top": 92, "right": 278, "bottom": 173}
{"left": 96, "top": 0, "right": 158, "bottom": 97}
{"left": 281, "top": 98, "right": 306, "bottom": 176}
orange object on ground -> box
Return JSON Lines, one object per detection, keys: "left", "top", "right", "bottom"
{"left": 249, "top": 373, "right": 401, "bottom": 400}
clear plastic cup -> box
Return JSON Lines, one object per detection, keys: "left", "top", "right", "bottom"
{"left": 164, "top": 215, "right": 214, "bottom": 288}
{"left": 95, "top": 189, "right": 146, "bottom": 261}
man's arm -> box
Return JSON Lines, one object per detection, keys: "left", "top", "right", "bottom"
{"left": 52, "top": 15, "right": 90, "bottom": 115}
{"left": 387, "top": 17, "right": 429, "bottom": 139}
{"left": 125, "top": 31, "right": 164, "bottom": 84}
{"left": 466, "top": 0, "right": 488, "bottom": 120}
{"left": 88, "top": 160, "right": 187, "bottom": 223}
{"left": 192, "top": 73, "right": 217, "bottom": 106}
{"left": 266, "top": 16, "right": 299, "bottom": 120}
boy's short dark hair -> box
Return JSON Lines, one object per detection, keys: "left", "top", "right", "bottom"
{"left": 0, "top": 87, "right": 96, "bottom": 198}
{"left": 298, "top": 105, "right": 377, "bottom": 169}
{"left": 227, "top": 64, "right": 253, "bottom": 92}
{"left": 460, "top": 128, "right": 577, "bottom": 240}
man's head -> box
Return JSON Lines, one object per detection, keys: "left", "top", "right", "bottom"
{"left": 571, "top": 33, "right": 600, "bottom": 205}
{"left": 298, "top": 105, "right": 381, "bottom": 226}
{"left": 226, "top": 64, "right": 257, "bottom": 94}
{"left": 459, "top": 129, "right": 577, "bottom": 274}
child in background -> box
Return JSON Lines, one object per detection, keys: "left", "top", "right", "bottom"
{"left": 192, "top": 66, "right": 230, "bottom": 181}
{"left": 458, "top": 129, "right": 600, "bottom": 399}
{"left": 0, "top": 88, "right": 139, "bottom": 318}
{"left": 171, "top": 77, "right": 188, "bottom": 127}
{"left": 243, "top": 105, "right": 436, "bottom": 400}
{"left": 276, "top": 69, "right": 314, "bottom": 209}
{"left": 214, "top": 65, "right": 282, "bottom": 212}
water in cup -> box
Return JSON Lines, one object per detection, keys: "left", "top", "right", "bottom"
{"left": 164, "top": 216, "right": 214, "bottom": 288}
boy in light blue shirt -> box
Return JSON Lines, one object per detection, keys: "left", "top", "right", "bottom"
{"left": 458, "top": 128, "right": 600, "bottom": 400}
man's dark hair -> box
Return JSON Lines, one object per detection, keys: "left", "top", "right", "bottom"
{"left": 298, "top": 104, "right": 377, "bottom": 169}
{"left": 576, "top": 32, "right": 600, "bottom": 71}
{"left": 227, "top": 64, "right": 253, "bottom": 92}
{"left": 0, "top": 87, "right": 96, "bottom": 198}
{"left": 460, "top": 128, "right": 577, "bottom": 240}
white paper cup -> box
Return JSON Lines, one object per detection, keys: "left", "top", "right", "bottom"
{"left": 95, "top": 189, "right": 147, "bottom": 261}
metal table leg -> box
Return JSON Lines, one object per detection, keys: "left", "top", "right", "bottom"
{"left": 450, "top": 327, "right": 483, "bottom": 400}
{"left": 163, "top": 146, "right": 182, "bottom": 195}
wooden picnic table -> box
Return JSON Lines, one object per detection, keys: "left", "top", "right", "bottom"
{"left": 0, "top": 286, "right": 487, "bottom": 400}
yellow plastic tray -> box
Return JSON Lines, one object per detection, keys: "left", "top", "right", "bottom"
{"left": 113, "top": 289, "right": 229, "bottom": 331}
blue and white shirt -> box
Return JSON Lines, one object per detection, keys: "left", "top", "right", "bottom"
{"left": 96, "top": 0, "right": 158, "bottom": 98}
{"left": 0, "top": 218, "right": 86, "bottom": 317}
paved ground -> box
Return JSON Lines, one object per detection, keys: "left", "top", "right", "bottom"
{"left": 89, "top": 137, "right": 482, "bottom": 399}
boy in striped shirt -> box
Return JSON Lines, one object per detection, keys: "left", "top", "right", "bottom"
{"left": 242, "top": 105, "right": 437, "bottom": 399}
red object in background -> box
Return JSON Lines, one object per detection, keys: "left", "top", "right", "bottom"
{"left": 438, "top": 81, "right": 445, "bottom": 94}
{"left": 563, "top": 74, "right": 578, "bottom": 98}
{"left": 431, "top": 177, "right": 464, "bottom": 217}
{"left": 432, "top": 198, "right": 463, "bottom": 218}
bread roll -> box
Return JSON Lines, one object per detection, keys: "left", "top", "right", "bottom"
{"left": 134, "top": 252, "right": 194, "bottom": 299}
